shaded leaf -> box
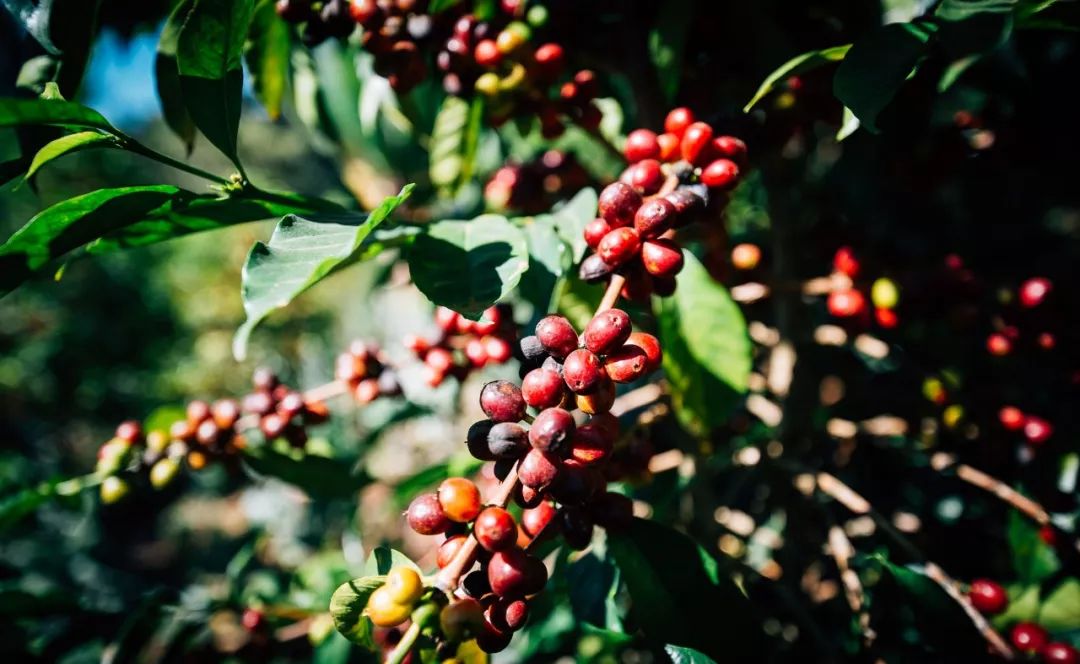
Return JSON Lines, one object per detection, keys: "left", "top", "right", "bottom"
{"left": 744, "top": 45, "right": 851, "bottom": 112}
{"left": 245, "top": 0, "right": 291, "bottom": 120}
{"left": 0, "top": 97, "right": 115, "bottom": 132}
{"left": 1008, "top": 510, "right": 1060, "bottom": 584}
{"left": 408, "top": 214, "right": 529, "bottom": 319}
{"left": 428, "top": 0, "right": 462, "bottom": 13}
{"left": 520, "top": 216, "right": 571, "bottom": 315}
{"left": 329, "top": 576, "right": 383, "bottom": 649}
{"left": 550, "top": 187, "right": 598, "bottom": 264}
{"left": 25, "top": 130, "right": 114, "bottom": 180}
{"left": 429, "top": 95, "right": 484, "bottom": 193}
{"left": 657, "top": 251, "right": 751, "bottom": 436}
{"left": 648, "top": 0, "right": 693, "bottom": 103}
{"left": 1039, "top": 578, "right": 1080, "bottom": 631}
{"left": 363, "top": 546, "right": 421, "bottom": 576}
{"left": 233, "top": 185, "right": 414, "bottom": 359}
{"left": 664, "top": 645, "right": 718, "bottom": 664}
{"left": 836, "top": 107, "right": 861, "bottom": 141}
{"left": 242, "top": 447, "right": 371, "bottom": 499}
{"left": 156, "top": 0, "right": 197, "bottom": 152}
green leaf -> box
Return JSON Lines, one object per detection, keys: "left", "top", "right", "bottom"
{"left": 520, "top": 216, "right": 571, "bottom": 315}
{"left": 233, "top": 184, "right": 414, "bottom": 359}
{"left": 657, "top": 252, "right": 751, "bottom": 436}
{"left": 550, "top": 187, "right": 599, "bottom": 264}
{"left": 648, "top": 0, "right": 693, "bottom": 103}
{"left": 836, "top": 107, "right": 861, "bottom": 141}
{"left": 1008, "top": 510, "right": 1060, "bottom": 584}
{"left": 24, "top": 131, "right": 114, "bottom": 180}
{"left": 245, "top": 0, "right": 291, "bottom": 121}
{"left": 1039, "top": 578, "right": 1080, "bottom": 631}
{"left": 936, "top": 0, "right": 1017, "bottom": 22}
{"left": 242, "top": 447, "right": 371, "bottom": 498}
{"left": 744, "top": 45, "right": 851, "bottom": 112}
{"left": 428, "top": 0, "right": 463, "bottom": 13}
{"left": 664, "top": 645, "right": 718, "bottom": 664}
{"left": 0, "top": 97, "right": 116, "bottom": 132}
{"left": 329, "top": 576, "right": 383, "bottom": 649}
{"left": 408, "top": 213, "right": 529, "bottom": 320}
{"left": 156, "top": 0, "right": 198, "bottom": 152}
{"left": 363, "top": 546, "right": 422, "bottom": 576}
{"left": 177, "top": 0, "right": 255, "bottom": 169}
{"left": 934, "top": 0, "right": 1014, "bottom": 60}
{"left": 0, "top": 185, "right": 185, "bottom": 293}
{"left": 608, "top": 519, "right": 763, "bottom": 659}
{"left": 429, "top": 95, "right": 484, "bottom": 194}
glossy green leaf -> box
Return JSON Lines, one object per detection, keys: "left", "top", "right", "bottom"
{"left": 648, "top": 0, "right": 693, "bottom": 103}
{"left": 428, "top": 0, "right": 463, "bottom": 13}
{"left": 936, "top": 0, "right": 1016, "bottom": 21}
{"left": 1008, "top": 510, "right": 1060, "bottom": 584}
{"left": 836, "top": 107, "right": 861, "bottom": 141}
{"left": 408, "top": 213, "right": 529, "bottom": 319}
{"left": 242, "top": 448, "right": 371, "bottom": 498}
{"left": 664, "top": 645, "right": 718, "bottom": 664}
{"left": 24, "top": 131, "right": 114, "bottom": 179}
{"left": 363, "top": 546, "right": 422, "bottom": 576}
{"left": 429, "top": 95, "right": 484, "bottom": 193}
{"left": 833, "top": 22, "right": 935, "bottom": 132}
{"left": 744, "top": 45, "right": 851, "bottom": 112}
{"left": 1038, "top": 578, "right": 1080, "bottom": 631}
{"left": 156, "top": 0, "right": 197, "bottom": 152}
{"left": 608, "top": 518, "right": 763, "bottom": 659}
{"left": 657, "top": 252, "right": 751, "bottom": 436}
{"left": 0, "top": 185, "right": 185, "bottom": 294}
{"left": 329, "top": 576, "right": 383, "bottom": 649}
{"left": 520, "top": 215, "right": 571, "bottom": 315}
{"left": 245, "top": 0, "right": 291, "bottom": 120}
{"left": 233, "top": 184, "right": 414, "bottom": 359}
{"left": 177, "top": 0, "right": 255, "bottom": 168}
{"left": 550, "top": 187, "right": 599, "bottom": 263}
{"left": 0, "top": 97, "right": 115, "bottom": 132}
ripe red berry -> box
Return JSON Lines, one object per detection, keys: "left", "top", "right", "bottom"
{"left": 533, "top": 43, "right": 564, "bottom": 80}
{"left": 633, "top": 198, "right": 677, "bottom": 238}
{"left": 519, "top": 448, "right": 560, "bottom": 489}
{"left": 558, "top": 505, "right": 595, "bottom": 549}
{"left": 407, "top": 493, "right": 451, "bottom": 535}
{"left": 583, "top": 308, "right": 632, "bottom": 355}
{"left": 488, "top": 597, "right": 529, "bottom": 632}
{"left": 583, "top": 218, "right": 612, "bottom": 249}
{"left": 664, "top": 107, "right": 695, "bottom": 138}
{"left": 521, "top": 501, "right": 556, "bottom": 538}
{"left": 833, "top": 246, "right": 860, "bottom": 277}
{"left": 627, "top": 159, "right": 664, "bottom": 195}
{"left": 476, "top": 620, "right": 512, "bottom": 653}
{"left": 435, "top": 306, "right": 460, "bottom": 332}
{"left": 465, "top": 337, "right": 489, "bottom": 368}
{"left": 535, "top": 315, "right": 578, "bottom": 359}
{"left": 573, "top": 69, "right": 598, "bottom": 98}
{"left": 605, "top": 343, "right": 650, "bottom": 383}
{"left": 827, "top": 289, "right": 866, "bottom": 318}
{"left": 1019, "top": 277, "right": 1052, "bottom": 308}
{"left": 680, "top": 122, "right": 714, "bottom": 164}
{"left": 480, "top": 380, "right": 527, "bottom": 423}
{"left": 438, "top": 477, "right": 482, "bottom": 523}
{"left": 475, "top": 507, "right": 517, "bottom": 552}
{"left": 664, "top": 188, "right": 705, "bottom": 223}
{"left": 641, "top": 238, "right": 684, "bottom": 278}
{"left": 438, "top": 534, "right": 468, "bottom": 568}
{"left": 242, "top": 608, "right": 265, "bottom": 632}
{"left": 521, "top": 368, "right": 566, "bottom": 410}
{"left": 1043, "top": 643, "right": 1080, "bottom": 664}
{"left": 1024, "top": 416, "right": 1053, "bottom": 444}
{"left": 657, "top": 132, "right": 679, "bottom": 161}
{"left": 999, "top": 406, "right": 1024, "bottom": 430}
{"left": 598, "top": 227, "right": 642, "bottom": 268}
{"left": 485, "top": 336, "right": 513, "bottom": 363}
{"left": 968, "top": 578, "right": 1008, "bottom": 615}
{"left": 986, "top": 332, "right": 1012, "bottom": 356}
{"left": 875, "top": 307, "right": 899, "bottom": 329}
{"left": 624, "top": 129, "right": 660, "bottom": 163}
{"left": 115, "top": 420, "right": 142, "bottom": 443}
{"left": 1009, "top": 622, "right": 1048, "bottom": 652}
{"left": 626, "top": 332, "right": 662, "bottom": 372}
{"left": 347, "top": 0, "right": 378, "bottom": 25}
{"left": 562, "top": 349, "right": 605, "bottom": 394}
{"left": 426, "top": 346, "right": 454, "bottom": 373}
{"left": 569, "top": 423, "right": 613, "bottom": 464}
{"left": 529, "top": 407, "right": 576, "bottom": 453}
{"left": 597, "top": 182, "right": 642, "bottom": 228}
{"left": 701, "top": 158, "right": 740, "bottom": 190}
{"left": 711, "top": 135, "right": 748, "bottom": 166}
{"left": 575, "top": 375, "right": 615, "bottom": 415}
{"left": 474, "top": 39, "right": 502, "bottom": 68}
{"left": 487, "top": 422, "right": 530, "bottom": 458}
{"left": 487, "top": 547, "right": 547, "bottom": 597}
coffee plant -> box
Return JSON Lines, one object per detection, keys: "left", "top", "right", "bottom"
{"left": 2, "top": 0, "right": 1080, "bottom": 662}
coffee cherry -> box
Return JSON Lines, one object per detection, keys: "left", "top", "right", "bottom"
{"left": 1044, "top": 643, "right": 1080, "bottom": 664}
{"left": 480, "top": 380, "right": 527, "bottom": 423}
{"left": 1024, "top": 416, "right": 1053, "bottom": 444}
{"left": 115, "top": 420, "right": 142, "bottom": 444}
{"left": 521, "top": 501, "right": 556, "bottom": 538}
{"left": 712, "top": 135, "right": 748, "bottom": 166}
{"left": 633, "top": 199, "right": 677, "bottom": 239}
{"left": 1019, "top": 277, "right": 1051, "bottom": 308}
{"left": 385, "top": 567, "right": 424, "bottom": 605}
{"left": 986, "top": 333, "right": 1012, "bottom": 356}
{"left": 462, "top": 569, "right": 492, "bottom": 598}
{"left": 1010, "top": 622, "right": 1048, "bottom": 652}
{"left": 407, "top": 493, "right": 450, "bottom": 535}
{"left": 731, "top": 243, "right": 761, "bottom": 271}
{"left": 562, "top": 349, "right": 605, "bottom": 394}
{"left": 474, "top": 39, "right": 502, "bottom": 68}
{"left": 533, "top": 43, "right": 564, "bottom": 80}
{"left": 665, "top": 107, "right": 695, "bottom": 137}
{"left": 680, "top": 122, "right": 714, "bottom": 164}
{"left": 559, "top": 506, "right": 594, "bottom": 550}
{"left": 701, "top": 158, "right": 740, "bottom": 190}
{"left": 440, "top": 598, "right": 485, "bottom": 641}
{"left": 438, "top": 534, "right": 468, "bottom": 568}
{"left": 100, "top": 475, "right": 130, "bottom": 504}
{"left": 641, "top": 239, "right": 684, "bottom": 278}
{"left": 582, "top": 309, "right": 631, "bottom": 356}
{"left": 476, "top": 620, "right": 512, "bottom": 653}
{"left": 605, "top": 343, "right": 649, "bottom": 383}
{"left": 827, "top": 289, "right": 866, "bottom": 318}
{"left": 519, "top": 448, "right": 560, "bottom": 489}
{"left": 241, "top": 608, "right": 264, "bottom": 632}
{"left": 597, "top": 227, "right": 642, "bottom": 268}
{"left": 569, "top": 422, "right": 613, "bottom": 464}
{"left": 465, "top": 337, "right": 489, "bottom": 368}
{"left": 487, "top": 547, "right": 547, "bottom": 597}
{"left": 438, "top": 477, "right": 482, "bottom": 523}
{"left": 487, "top": 422, "right": 530, "bottom": 458}
{"left": 466, "top": 420, "right": 496, "bottom": 461}
{"left": 664, "top": 188, "right": 706, "bottom": 223}
{"left": 583, "top": 218, "right": 612, "bottom": 250}
{"left": 475, "top": 506, "right": 518, "bottom": 552}
{"left": 529, "top": 408, "right": 576, "bottom": 453}
{"left": 150, "top": 458, "right": 180, "bottom": 489}
{"left": 597, "top": 182, "right": 643, "bottom": 228}
{"left": 627, "top": 159, "right": 664, "bottom": 195}
{"left": 348, "top": 0, "right": 378, "bottom": 24}
{"left": 998, "top": 406, "right": 1025, "bottom": 430}
{"left": 591, "top": 491, "right": 634, "bottom": 530}
{"left": 535, "top": 315, "right": 578, "bottom": 360}
{"left": 366, "top": 587, "right": 411, "bottom": 627}
{"left": 657, "top": 132, "right": 679, "bottom": 161}
{"left": 624, "top": 129, "right": 660, "bottom": 163}
{"left": 519, "top": 335, "right": 546, "bottom": 363}
{"left": 575, "top": 376, "right": 615, "bottom": 414}
{"left": 833, "top": 246, "right": 860, "bottom": 277}
{"left": 579, "top": 254, "right": 614, "bottom": 283}
{"left": 871, "top": 278, "right": 900, "bottom": 309}
{"left": 968, "top": 579, "right": 1008, "bottom": 615}
{"left": 549, "top": 461, "right": 600, "bottom": 505}
{"left": 187, "top": 400, "right": 211, "bottom": 425}
{"left": 521, "top": 368, "right": 567, "bottom": 410}
{"left": 875, "top": 307, "right": 899, "bottom": 329}
{"left": 488, "top": 597, "right": 529, "bottom": 632}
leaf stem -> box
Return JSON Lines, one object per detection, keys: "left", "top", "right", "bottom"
{"left": 119, "top": 137, "right": 231, "bottom": 185}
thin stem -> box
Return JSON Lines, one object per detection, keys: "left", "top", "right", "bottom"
{"left": 386, "top": 621, "right": 421, "bottom": 664}
{"left": 597, "top": 274, "right": 626, "bottom": 313}
{"left": 923, "top": 563, "right": 1015, "bottom": 660}
{"left": 120, "top": 138, "right": 231, "bottom": 185}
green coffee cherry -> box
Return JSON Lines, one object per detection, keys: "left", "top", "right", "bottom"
{"left": 526, "top": 4, "right": 549, "bottom": 27}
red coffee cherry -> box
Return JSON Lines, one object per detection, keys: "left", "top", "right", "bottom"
{"left": 562, "top": 349, "right": 605, "bottom": 394}
{"left": 573, "top": 69, "right": 598, "bottom": 97}
{"left": 664, "top": 107, "right": 695, "bottom": 138}
{"left": 986, "top": 333, "right": 1012, "bottom": 356}
{"left": 657, "top": 132, "right": 679, "bottom": 161}
{"left": 535, "top": 315, "right": 579, "bottom": 360}
{"left": 1019, "top": 277, "right": 1051, "bottom": 308}
{"left": 515, "top": 483, "right": 543, "bottom": 509}
{"left": 641, "top": 238, "right": 684, "bottom": 277}
{"left": 347, "top": 0, "right": 378, "bottom": 24}
{"left": 465, "top": 338, "right": 489, "bottom": 368}
{"left": 474, "top": 39, "right": 502, "bottom": 68}
{"left": 605, "top": 343, "right": 649, "bottom": 383}
{"left": 1045, "top": 643, "right": 1080, "bottom": 664}
{"left": 487, "top": 547, "right": 547, "bottom": 597}
{"left": 624, "top": 129, "right": 660, "bottom": 163}
{"left": 583, "top": 308, "right": 632, "bottom": 355}
{"left": 711, "top": 135, "right": 748, "bottom": 166}
{"left": 529, "top": 407, "right": 576, "bottom": 453}
{"left": 521, "top": 501, "right": 556, "bottom": 538}
{"left": 549, "top": 460, "right": 601, "bottom": 505}
{"left": 533, "top": 43, "right": 564, "bottom": 80}
{"left": 579, "top": 254, "right": 614, "bottom": 283}
{"left": 475, "top": 506, "right": 518, "bottom": 552}
{"left": 521, "top": 368, "right": 567, "bottom": 410}
{"left": 480, "top": 380, "right": 527, "bottom": 422}
{"left": 590, "top": 491, "right": 634, "bottom": 530}
{"left": 488, "top": 597, "right": 529, "bottom": 632}
{"left": 680, "top": 121, "right": 714, "bottom": 164}
{"left": 476, "top": 620, "right": 512, "bottom": 653}
{"left": 438, "top": 534, "right": 469, "bottom": 568}
{"left": 487, "top": 422, "right": 530, "bottom": 458}
{"left": 1024, "top": 416, "right": 1053, "bottom": 444}
{"left": 597, "top": 182, "right": 643, "bottom": 228}
{"left": 701, "top": 158, "right": 740, "bottom": 190}
{"left": 626, "top": 332, "right": 662, "bottom": 372}
{"left": 440, "top": 597, "right": 486, "bottom": 641}
{"left": 569, "top": 422, "right": 613, "bottom": 464}
{"left": 575, "top": 375, "right": 615, "bottom": 414}
{"left": 485, "top": 336, "right": 513, "bottom": 363}
{"left": 998, "top": 406, "right": 1025, "bottom": 430}
{"left": 827, "top": 289, "right": 866, "bottom": 318}
{"left": 1010, "top": 622, "right": 1048, "bottom": 652}
{"left": 633, "top": 198, "right": 677, "bottom": 239}
{"left": 833, "top": 246, "right": 860, "bottom": 277}
{"left": 519, "top": 448, "right": 561, "bottom": 489}
{"left": 242, "top": 608, "right": 265, "bottom": 632}
{"left": 438, "top": 477, "right": 482, "bottom": 523}
{"left": 627, "top": 159, "right": 664, "bottom": 195}
{"left": 435, "top": 306, "right": 460, "bottom": 332}
{"left": 425, "top": 346, "right": 454, "bottom": 373}
{"left": 187, "top": 400, "right": 211, "bottom": 425}
{"left": 968, "top": 579, "right": 1008, "bottom": 615}
{"left": 583, "top": 218, "right": 612, "bottom": 250}
{"left": 597, "top": 227, "right": 642, "bottom": 268}
{"left": 559, "top": 506, "right": 595, "bottom": 549}
{"left": 407, "top": 493, "right": 450, "bottom": 535}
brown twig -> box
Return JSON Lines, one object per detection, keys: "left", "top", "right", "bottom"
{"left": 597, "top": 275, "right": 626, "bottom": 313}
{"left": 274, "top": 616, "right": 315, "bottom": 642}
{"left": 827, "top": 525, "right": 875, "bottom": 645}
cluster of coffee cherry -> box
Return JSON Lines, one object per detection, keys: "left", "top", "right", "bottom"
{"left": 997, "top": 405, "right": 1053, "bottom": 446}
{"left": 96, "top": 420, "right": 181, "bottom": 503}
{"left": 348, "top": 0, "right": 444, "bottom": 91}
{"left": 968, "top": 579, "right": 1078, "bottom": 663}
{"left": 238, "top": 368, "right": 331, "bottom": 449}
{"left": 825, "top": 246, "right": 901, "bottom": 329}
{"left": 335, "top": 340, "right": 404, "bottom": 402}
{"left": 985, "top": 277, "right": 1055, "bottom": 357}
{"left": 404, "top": 305, "right": 516, "bottom": 387}
{"left": 273, "top": 0, "right": 355, "bottom": 46}
{"left": 483, "top": 150, "right": 590, "bottom": 214}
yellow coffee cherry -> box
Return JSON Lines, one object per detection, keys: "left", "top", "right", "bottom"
{"left": 475, "top": 73, "right": 501, "bottom": 97}
{"left": 871, "top": 277, "right": 900, "bottom": 310}
{"left": 100, "top": 476, "right": 130, "bottom": 504}
{"left": 149, "top": 458, "right": 180, "bottom": 489}
{"left": 95, "top": 437, "right": 132, "bottom": 475}
{"left": 365, "top": 586, "right": 412, "bottom": 628}
{"left": 439, "top": 598, "right": 485, "bottom": 641}
{"left": 384, "top": 567, "right": 424, "bottom": 606}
